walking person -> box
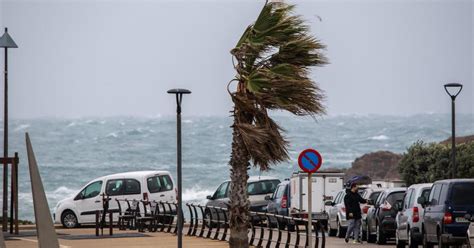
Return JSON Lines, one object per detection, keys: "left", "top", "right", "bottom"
{"left": 343, "top": 183, "right": 367, "bottom": 244}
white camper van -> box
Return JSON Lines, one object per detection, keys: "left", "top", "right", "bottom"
{"left": 289, "top": 170, "right": 344, "bottom": 225}
{"left": 54, "top": 171, "right": 176, "bottom": 228}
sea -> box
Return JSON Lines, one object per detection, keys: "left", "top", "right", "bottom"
{"left": 0, "top": 113, "right": 473, "bottom": 221}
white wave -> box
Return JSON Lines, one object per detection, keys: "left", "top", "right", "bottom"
{"left": 370, "top": 135, "right": 389, "bottom": 141}
{"left": 51, "top": 186, "right": 77, "bottom": 198}
{"left": 106, "top": 132, "right": 118, "bottom": 138}
{"left": 218, "top": 143, "right": 227, "bottom": 147}
{"left": 14, "top": 124, "right": 30, "bottom": 132}
{"left": 66, "top": 122, "right": 77, "bottom": 127}
{"left": 183, "top": 120, "right": 193, "bottom": 124}
{"left": 183, "top": 186, "right": 213, "bottom": 204}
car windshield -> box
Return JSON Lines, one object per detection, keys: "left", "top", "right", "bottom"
{"left": 386, "top": 192, "right": 405, "bottom": 205}
{"left": 451, "top": 183, "right": 474, "bottom": 205}
{"left": 248, "top": 180, "right": 280, "bottom": 195}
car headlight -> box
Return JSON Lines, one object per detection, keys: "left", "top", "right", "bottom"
{"left": 55, "top": 201, "right": 62, "bottom": 210}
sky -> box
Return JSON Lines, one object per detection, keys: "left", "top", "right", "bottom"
{"left": 0, "top": 0, "right": 472, "bottom": 118}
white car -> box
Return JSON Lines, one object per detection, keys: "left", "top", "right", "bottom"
{"left": 54, "top": 171, "right": 176, "bottom": 228}
{"left": 395, "top": 183, "right": 432, "bottom": 248}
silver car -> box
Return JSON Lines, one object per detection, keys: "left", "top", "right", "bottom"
{"left": 469, "top": 221, "right": 474, "bottom": 248}
{"left": 395, "top": 183, "right": 432, "bottom": 248}
{"left": 327, "top": 189, "right": 348, "bottom": 238}
{"left": 206, "top": 176, "right": 280, "bottom": 212}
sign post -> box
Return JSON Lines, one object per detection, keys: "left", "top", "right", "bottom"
{"left": 298, "top": 148, "right": 323, "bottom": 248}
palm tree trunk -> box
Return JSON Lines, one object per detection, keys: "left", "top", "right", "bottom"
{"left": 229, "top": 113, "right": 250, "bottom": 248}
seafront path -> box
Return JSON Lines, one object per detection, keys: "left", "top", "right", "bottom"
{"left": 4, "top": 226, "right": 400, "bottom": 248}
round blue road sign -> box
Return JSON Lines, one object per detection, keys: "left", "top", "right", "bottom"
{"left": 298, "top": 149, "right": 323, "bottom": 173}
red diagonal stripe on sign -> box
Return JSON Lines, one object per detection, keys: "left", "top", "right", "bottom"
{"left": 303, "top": 153, "right": 318, "bottom": 169}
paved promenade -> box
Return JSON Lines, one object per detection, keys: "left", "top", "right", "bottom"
{"left": 3, "top": 227, "right": 404, "bottom": 248}
{"left": 4, "top": 228, "right": 228, "bottom": 248}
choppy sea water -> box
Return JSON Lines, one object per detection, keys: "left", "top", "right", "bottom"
{"left": 0, "top": 114, "right": 473, "bottom": 221}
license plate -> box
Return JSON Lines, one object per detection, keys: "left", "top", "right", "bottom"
{"left": 455, "top": 217, "right": 469, "bottom": 223}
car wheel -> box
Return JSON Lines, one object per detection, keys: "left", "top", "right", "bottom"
{"left": 204, "top": 210, "right": 216, "bottom": 228}
{"left": 408, "top": 229, "right": 418, "bottom": 248}
{"left": 361, "top": 224, "right": 367, "bottom": 241}
{"left": 438, "top": 234, "right": 447, "bottom": 248}
{"left": 422, "top": 230, "right": 434, "bottom": 248}
{"left": 328, "top": 220, "right": 337, "bottom": 236}
{"left": 287, "top": 223, "right": 296, "bottom": 232}
{"left": 376, "top": 223, "right": 386, "bottom": 245}
{"left": 336, "top": 218, "right": 346, "bottom": 238}
{"left": 396, "top": 230, "right": 406, "bottom": 248}
{"left": 367, "top": 222, "right": 376, "bottom": 243}
{"left": 61, "top": 210, "right": 78, "bottom": 228}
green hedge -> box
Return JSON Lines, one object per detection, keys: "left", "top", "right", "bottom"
{"left": 399, "top": 141, "right": 474, "bottom": 186}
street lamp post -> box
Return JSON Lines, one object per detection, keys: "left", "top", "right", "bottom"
{"left": 444, "top": 83, "right": 463, "bottom": 179}
{"left": 167, "top": 88, "right": 191, "bottom": 248}
{"left": 0, "top": 27, "right": 18, "bottom": 232}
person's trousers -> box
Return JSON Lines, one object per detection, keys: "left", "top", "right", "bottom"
{"left": 345, "top": 218, "right": 361, "bottom": 240}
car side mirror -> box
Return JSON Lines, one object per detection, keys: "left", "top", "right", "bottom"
{"left": 206, "top": 195, "right": 213, "bottom": 200}
{"left": 264, "top": 195, "right": 271, "bottom": 201}
{"left": 395, "top": 200, "right": 403, "bottom": 211}
{"left": 324, "top": 200, "right": 334, "bottom": 206}
{"left": 367, "top": 199, "right": 374, "bottom": 205}
{"left": 417, "top": 196, "right": 427, "bottom": 207}
{"left": 74, "top": 194, "right": 83, "bottom": 201}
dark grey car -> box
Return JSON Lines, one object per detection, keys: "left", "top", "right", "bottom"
{"left": 266, "top": 181, "right": 293, "bottom": 230}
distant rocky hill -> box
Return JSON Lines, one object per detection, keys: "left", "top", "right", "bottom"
{"left": 343, "top": 151, "right": 402, "bottom": 181}
{"left": 342, "top": 134, "right": 473, "bottom": 182}
{"left": 440, "top": 135, "right": 474, "bottom": 145}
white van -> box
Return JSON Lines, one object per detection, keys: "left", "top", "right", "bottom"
{"left": 54, "top": 171, "right": 176, "bottom": 228}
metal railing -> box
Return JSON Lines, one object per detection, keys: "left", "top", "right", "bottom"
{"left": 185, "top": 203, "right": 326, "bottom": 248}
{"left": 112, "top": 199, "right": 326, "bottom": 248}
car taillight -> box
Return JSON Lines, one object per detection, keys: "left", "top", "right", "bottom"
{"left": 381, "top": 201, "right": 392, "bottom": 211}
{"left": 443, "top": 212, "right": 453, "bottom": 224}
{"left": 362, "top": 205, "right": 370, "bottom": 214}
{"left": 412, "top": 207, "right": 419, "bottom": 223}
{"left": 281, "top": 195, "right": 288, "bottom": 208}
{"left": 341, "top": 207, "right": 346, "bottom": 213}
{"left": 143, "top": 192, "right": 148, "bottom": 201}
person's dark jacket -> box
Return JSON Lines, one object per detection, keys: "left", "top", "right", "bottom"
{"left": 343, "top": 189, "right": 367, "bottom": 220}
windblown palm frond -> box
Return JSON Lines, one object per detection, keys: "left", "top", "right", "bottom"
{"left": 230, "top": 2, "right": 327, "bottom": 170}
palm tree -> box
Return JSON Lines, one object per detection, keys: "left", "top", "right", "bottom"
{"left": 227, "top": 1, "right": 328, "bottom": 247}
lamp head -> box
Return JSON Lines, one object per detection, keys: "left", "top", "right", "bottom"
{"left": 0, "top": 27, "right": 18, "bottom": 48}
{"left": 444, "top": 83, "right": 463, "bottom": 99}
{"left": 167, "top": 88, "right": 191, "bottom": 95}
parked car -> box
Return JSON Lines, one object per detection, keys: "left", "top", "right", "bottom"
{"left": 365, "top": 187, "right": 406, "bottom": 244}
{"left": 206, "top": 176, "right": 280, "bottom": 212}
{"left": 395, "top": 183, "right": 432, "bottom": 248}
{"left": 266, "top": 180, "right": 293, "bottom": 230}
{"left": 54, "top": 171, "right": 176, "bottom": 228}
{"left": 468, "top": 220, "right": 474, "bottom": 248}
{"left": 419, "top": 179, "right": 474, "bottom": 248}
{"left": 361, "top": 187, "right": 384, "bottom": 240}
{"left": 327, "top": 189, "right": 348, "bottom": 238}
